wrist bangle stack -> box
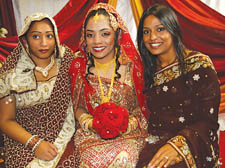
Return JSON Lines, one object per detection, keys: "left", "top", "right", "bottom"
{"left": 85, "top": 118, "right": 93, "bottom": 132}
{"left": 31, "top": 139, "right": 43, "bottom": 152}
{"left": 25, "top": 135, "right": 38, "bottom": 148}
{"left": 25, "top": 135, "right": 43, "bottom": 152}
{"left": 78, "top": 113, "right": 93, "bottom": 132}
{"left": 128, "top": 116, "right": 138, "bottom": 132}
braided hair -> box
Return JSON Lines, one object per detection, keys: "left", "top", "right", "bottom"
{"left": 83, "top": 8, "right": 122, "bottom": 82}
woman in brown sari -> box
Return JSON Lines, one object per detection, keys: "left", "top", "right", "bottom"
{"left": 0, "top": 13, "right": 77, "bottom": 167}
{"left": 69, "top": 3, "right": 148, "bottom": 168}
{"left": 136, "top": 4, "right": 221, "bottom": 168}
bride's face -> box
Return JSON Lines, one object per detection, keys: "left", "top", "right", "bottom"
{"left": 85, "top": 14, "right": 116, "bottom": 64}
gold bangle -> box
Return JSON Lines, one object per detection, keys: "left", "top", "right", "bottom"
{"left": 79, "top": 113, "right": 93, "bottom": 132}
{"left": 85, "top": 118, "right": 93, "bottom": 132}
{"left": 129, "top": 117, "right": 138, "bottom": 131}
{"left": 78, "top": 113, "right": 92, "bottom": 124}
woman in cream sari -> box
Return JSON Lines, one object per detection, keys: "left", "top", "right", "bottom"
{"left": 0, "top": 13, "right": 77, "bottom": 167}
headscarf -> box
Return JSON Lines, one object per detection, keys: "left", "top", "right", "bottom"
{"left": 0, "top": 13, "right": 63, "bottom": 79}
{"left": 19, "top": 13, "right": 60, "bottom": 47}
{"left": 70, "top": 3, "right": 149, "bottom": 118}
{"left": 0, "top": 13, "right": 65, "bottom": 98}
{"left": 0, "top": 13, "right": 74, "bottom": 167}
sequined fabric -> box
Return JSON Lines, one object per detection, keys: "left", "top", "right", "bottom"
{"left": 69, "top": 3, "right": 149, "bottom": 167}
{"left": 73, "top": 63, "right": 148, "bottom": 168}
{"left": 137, "top": 51, "right": 221, "bottom": 168}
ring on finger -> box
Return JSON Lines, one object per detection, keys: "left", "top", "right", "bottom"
{"left": 164, "top": 156, "right": 169, "bottom": 160}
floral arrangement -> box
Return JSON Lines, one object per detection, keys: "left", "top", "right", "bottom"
{"left": 92, "top": 102, "right": 129, "bottom": 139}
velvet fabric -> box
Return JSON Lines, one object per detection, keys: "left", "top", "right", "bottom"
{"left": 139, "top": 1, "right": 225, "bottom": 166}
{"left": 137, "top": 51, "right": 220, "bottom": 168}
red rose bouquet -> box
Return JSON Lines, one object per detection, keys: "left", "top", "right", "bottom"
{"left": 92, "top": 102, "right": 129, "bottom": 139}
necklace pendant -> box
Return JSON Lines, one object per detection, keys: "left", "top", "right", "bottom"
{"left": 35, "top": 55, "right": 55, "bottom": 78}
{"left": 42, "top": 70, "right": 48, "bottom": 77}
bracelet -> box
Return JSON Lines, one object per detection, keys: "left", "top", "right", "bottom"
{"left": 85, "top": 118, "right": 93, "bottom": 132}
{"left": 25, "top": 135, "right": 38, "bottom": 148}
{"left": 28, "top": 136, "right": 40, "bottom": 149}
{"left": 128, "top": 116, "right": 138, "bottom": 132}
{"left": 32, "top": 139, "right": 43, "bottom": 152}
{"left": 81, "top": 117, "right": 92, "bottom": 132}
{"left": 79, "top": 113, "right": 92, "bottom": 124}
{"left": 79, "top": 113, "right": 93, "bottom": 132}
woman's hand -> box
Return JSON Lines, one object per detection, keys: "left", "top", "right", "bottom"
{"left": 148, "top": 144, "right": 179, "bottom": 168}
{"left": 34, "top": 140, "right": 58, "bottom": 161}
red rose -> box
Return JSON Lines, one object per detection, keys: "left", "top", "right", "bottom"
{"left": 93, "top": 115, "right": 105, "bottom": 130}
{"left": 118, "top": 107, "right": 129, "bottom": 132}
{"left": 98, "top": 125, "right": 120, "bottom": 139}
{"left": 92, "top": 102, "right": 129, "bottom": 139}
{"left": 104, "top": 108, "right": 124, "bottom": 127}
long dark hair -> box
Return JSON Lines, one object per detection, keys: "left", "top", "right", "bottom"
{"left": 137, "top": 4, "right": 187, "bottom": 89}
{"left": 83, "top": 8, "right": 121, "bottom": 81}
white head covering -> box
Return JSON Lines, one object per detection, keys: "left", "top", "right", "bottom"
{"left": 19, "top": 13, "right": 62, "bottom": 57}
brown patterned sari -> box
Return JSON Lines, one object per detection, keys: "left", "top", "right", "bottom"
{"left": 137, "top": 51, "right": 221, "bottom": 168}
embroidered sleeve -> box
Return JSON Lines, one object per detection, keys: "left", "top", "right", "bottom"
{"left": 77, "top": 86, "right": 87, "bottom": 110}
{"left": 131, "top": 106, "right": 148, "bottom": 133}
{"left": 168, "top": 135, "right": 197, "bottom": 168}
{"left": 0, "top": 72, "right": 10, "bottom": 99}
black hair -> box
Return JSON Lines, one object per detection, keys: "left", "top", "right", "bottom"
{"left": 137, "top": 4, "right": 187, "bottom": 90}
{"left": 83, "top": 8, "right": 121, "bottom": 82}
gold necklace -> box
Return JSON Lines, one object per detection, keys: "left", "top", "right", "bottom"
{"left": 94, "top": 57, "right": 116, "bottom": 104}
{"left": 94, "top": 57, "right": 115, "bottom": 76}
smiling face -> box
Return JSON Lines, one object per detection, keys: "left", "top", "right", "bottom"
{"left": 26, "top": 19, "right": 56, "bottom": 61}
{"left": 85, "top": 14, "right": 116, "bottom": 63}
{"left": 142, "top": 15, "right": 175, "bottom": 58}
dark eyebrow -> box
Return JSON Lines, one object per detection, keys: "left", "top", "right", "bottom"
{"left": 86, "top": 28, "right": 112, "bottom": 32}
{"left": 100, "top": 28, "right": 111, "bottom": 31}
{"left": 30, "top": 31, "right": 54, "bottom": 34}
{"left": 143, "top": 24, "right": 164, "bottom": 29}
{"left": 156, "top": 24, "right": 164, "bottom": 27}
